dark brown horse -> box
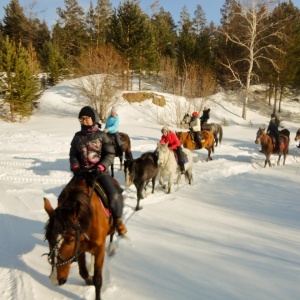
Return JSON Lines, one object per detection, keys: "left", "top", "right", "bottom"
{"left": 295, "top": 128, "right": 300, "bottom": 148}
{"left": 44, "top": 174, "right": 117, "bottom": 300}
{"left": 176, "top": 130, "right": 215, "bottom": 161}
{"left": 124, "top": 152, "right": 159, "bottom": 211}
{"left": 108, "top": 132, "right": 133, "bottom": 177}
{"left": 255, "top": 127, "right": 289, "bottom": 167}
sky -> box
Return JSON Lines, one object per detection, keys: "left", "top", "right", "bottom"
{"left": 1, "top": 75, "right": 300, "bottom": 300}
{"left": 2, "top": 0, "right": 299, "bottom": 29}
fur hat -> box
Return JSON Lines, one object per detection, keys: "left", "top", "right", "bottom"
{"left": 111, "top": 107, "right": 117, "bottom": 114}
{"left": 78, "top": 106, "right": 95, "bottom": 123}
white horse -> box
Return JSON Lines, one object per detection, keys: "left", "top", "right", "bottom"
{"left": 156, "top": 143, "right": 193, "bottom": 193}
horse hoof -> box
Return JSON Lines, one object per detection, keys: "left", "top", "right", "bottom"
{"left": 85, "top": 276, "right": 93, "bottom": 285}
{"left": 135, "top": 206, "right": 143, "bottom": 211}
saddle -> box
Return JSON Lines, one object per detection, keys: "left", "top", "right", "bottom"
{"left": 269, "top": 133, "right": 284, "bottom": 151}
{"left": 173, "top": 151, "right": 188, "bottom": 164}
{"left": 189, "top": 131, "right": 205, "bottom": 147}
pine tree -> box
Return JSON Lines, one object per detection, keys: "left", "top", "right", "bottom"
{"left": 2, "top": 0, "right": 31, "bottom": 48}
{"left": 151, "top": 8, "right": 177, "bottom": 58}
{"left": 94, "top": 0, "right": 113, "bottom": 46}
{"left": 55, "top": 0, "right": 89, "bottom": 64}
{"left": 0, "top": 36, "right": 40, "bottom": 121}
{"left": 108, "top": 0, "right": 158, "bottom": 90}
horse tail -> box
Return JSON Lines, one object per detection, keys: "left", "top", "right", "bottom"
{"left": 219, "top": 125, "right": 223, "bottom": 144}
{"left": 125, "top": 134, "right": 133, "bottom": 160}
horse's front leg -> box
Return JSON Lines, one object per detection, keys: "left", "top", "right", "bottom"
{"left": 78, "top": 252, "right": 93, "bottom": 285}
{"left": 93, "top": 247, "right": 105, "bottom": 300}
{"left": 167, "top": 179, "right": 172, "bottom": 193}
{"left": 277, "top": 154, "right": 281, "bottom": 166}
{"left": 159, "top": 173, "right": 166, "bottom": 189}
{"left": 206, "top": 149, "right": 212, "bottom": 161}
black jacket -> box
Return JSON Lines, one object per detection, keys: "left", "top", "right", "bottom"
{"left": 69, "top": 125, "right": 115, "bottom": 171}
{"left": 200, "top": 109, "right": 210, "bottom": 123}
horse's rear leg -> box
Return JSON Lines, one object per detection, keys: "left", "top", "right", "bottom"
{"left": 151, "top": 176, "right": 157, "bottom": 193}
{"left": 110, "top": 164, "right": 114, "bottom": 178}
{"left": 135, "top": 183, "right": 145, "bottom": 211}
{"left": 108, "top": 233, "right": 115, "bottom": 256}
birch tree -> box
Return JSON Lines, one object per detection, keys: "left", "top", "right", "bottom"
{"left": 218, "top": 0, "right": 288, "bottom": 119}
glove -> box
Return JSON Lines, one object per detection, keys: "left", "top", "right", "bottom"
{"left": 71, "top": 165, "right": 80, "bottom": 175}
{"left": 96, "top": 164, "right": 105, "bottom": 174}
{"left": 104, "top": 129, "right": 109, "bottom": 133}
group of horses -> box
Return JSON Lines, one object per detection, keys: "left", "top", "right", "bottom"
{"left": 42, "top": 117, "right": 300, "bottom": 300}
{"left": 42, "top": 127, "right": 195, "bottom": 299}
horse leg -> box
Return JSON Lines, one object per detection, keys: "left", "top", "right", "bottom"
{"left": 159, "top": 174, "right": 166, "bottom": 189}
{"left": 167, "top": 180, "right": 172, "bottom": 193}
{"left": 135, "top": 182, "right": 145, "bottom": 211}
{"left": 107, "top": 232, "right": 115, "bottom": 256}
{"left": 206, "top": 149, "right": 212, "bottom": 162}
{"left": 214, "top": 134, "right": 218, "bottom": 147}
{"left": 78, "top": 252, "right": 93, "bottom": 285}
{"left": 151, "top": 176, "right": 156, "bottom": 193}
{"left": 119, "top": 156, "right": 123, "bottom": 171}
{"left": 93, "top": 246, "right": 105, "bottom": 300}
{"left": 111, "top": 164, "right": 114, "bottom": 178}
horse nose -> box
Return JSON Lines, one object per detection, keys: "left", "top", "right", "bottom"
{"left": 59, "top": 279, "right": 67, "bottom": 286}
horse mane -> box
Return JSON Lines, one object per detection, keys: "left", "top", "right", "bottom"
{"left": 45, "top": 179, "right": 92, "bottom": 241}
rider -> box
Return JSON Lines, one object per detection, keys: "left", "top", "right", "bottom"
{"left": 69, "top": 106, "right": 127, "bottom": 236}
{"left": 267, "top": 113, "right": 281, "bottom": 152}
{"left": 189, "top": 111, "right": 202, "bottom": 149}
{"left": 104, "top": 107, "right": 123, "bottom": 154}
{"left": 160, "top": 126, "right": 185, "bottom": 174}
{"left": 200, "top": 106, "right": 210, "bottom": 130}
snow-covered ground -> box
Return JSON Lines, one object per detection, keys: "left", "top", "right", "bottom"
{"left": 1, "top": 78, "right": 300, "bottom": 300}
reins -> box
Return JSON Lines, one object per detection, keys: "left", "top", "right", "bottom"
{"left": 44, "top": 169, "right": 100, "bottom": 268}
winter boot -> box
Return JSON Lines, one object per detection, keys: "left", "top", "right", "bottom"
{"left": 116, "top": 218, "right": 127, "bottom": 236}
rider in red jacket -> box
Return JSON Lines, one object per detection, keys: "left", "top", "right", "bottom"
{"left": 160, "top": 126, "right": 185, "bottom": 174}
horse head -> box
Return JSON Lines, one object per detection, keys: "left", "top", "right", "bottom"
{"left": 44, "top": 182, "right": 92, "bottom": 286}
{"left": 156, "top": 143, "right": 169, "bottom": 166}
{"left": 255, "top": 128, "right": 265, "bottom": 144}
{"left": 180, "top": 113, "right": 190, "bottom": 125}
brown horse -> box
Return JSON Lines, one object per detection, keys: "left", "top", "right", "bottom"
{"left": 44, "top": 174, "right": 116, "bottom": 300}
{"left": 108, "top": 132, "right": 133, "bottom": 177}
{"left": 176, "top": 130, "right": 215, "bottom": 161}
{"left": 255, "top": 127, "right": 289, "bottom": 167}
{"left": 295, "top": 128, "right": 300, "bottom": 148}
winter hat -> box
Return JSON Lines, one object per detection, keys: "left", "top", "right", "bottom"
{"left": 111, "top": 107, "right": 117, "bottom": 114}
{"left": 78, "top": 106, "right": 95, "bottom": 123}
{"left": 271, "top": 113, "right": 276, "bottom": 118}
{"left": 161, "top": 126, "right": 169, "bottom": 133}
{"left": 192, "top": 111, "right": 199, "bottom": 117}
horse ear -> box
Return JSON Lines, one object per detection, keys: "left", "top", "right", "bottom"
{"left": 44, "top": 197, "right": 54, "bottom": 216}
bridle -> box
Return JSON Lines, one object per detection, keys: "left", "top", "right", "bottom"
{"left": 44, "top": 171, "right": 98, "bottom": 268}
{"left": 45, "top": 222, "right": 85, "bottom": 268}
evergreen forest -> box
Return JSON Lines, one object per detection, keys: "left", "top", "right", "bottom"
{"left": 1, "top": 0, "right": 300, "bottom": 121}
